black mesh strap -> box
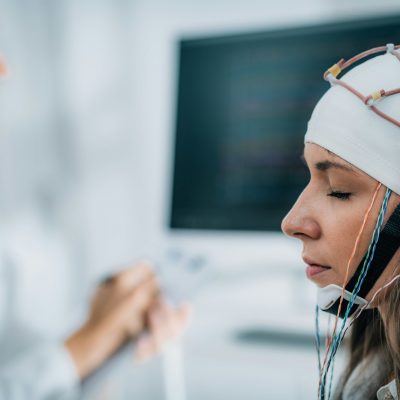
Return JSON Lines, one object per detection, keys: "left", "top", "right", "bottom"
{"left": 327, "top": 298, "right": 357, "bottom": 319}
{"left": 347, "top": 202, "right": 400, "bottom": 297}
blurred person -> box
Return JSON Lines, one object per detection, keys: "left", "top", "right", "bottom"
{"left": 282, "top": 45, "right": 400, "bottom": 399}
{"left": 0, "top": 55, "right": 190, "bottom": 399}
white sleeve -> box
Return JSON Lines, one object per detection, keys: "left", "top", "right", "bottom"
{"left": 0, "top": 342, "right": 80, "bottom": 400}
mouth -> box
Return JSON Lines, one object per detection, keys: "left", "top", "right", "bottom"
{"left": 302, "top": 256, "right": 331, "bottom": 279}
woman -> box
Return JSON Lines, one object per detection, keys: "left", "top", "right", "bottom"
{"left": 281, "top": 44, "right": 400, "bottom": 399}
{"left": 0, "top": 55, "right": 190, "bottom": 399}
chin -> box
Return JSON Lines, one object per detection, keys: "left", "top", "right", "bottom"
{"left": 305, "top": 265, "right": 335, "bottom": 287}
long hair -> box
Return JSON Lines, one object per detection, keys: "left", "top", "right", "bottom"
{"left": 336, "top": 276, "right": 400, "bottom": 399}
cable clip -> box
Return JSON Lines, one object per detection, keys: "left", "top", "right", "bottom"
{"left": 386, "top": 43, "right": 395, "bottom": 54}
{"left": 386, "top": 43, "right": 400, "bottom": 61}
{"left": 365, "top": 89, "right": 386, "bottom": 106}
{"left": 327, "top": 63, "right": 342, "bottom": 78}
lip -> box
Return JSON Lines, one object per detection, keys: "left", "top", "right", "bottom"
{"left": 302, "top": 256, "right": 331, "bottom": 279}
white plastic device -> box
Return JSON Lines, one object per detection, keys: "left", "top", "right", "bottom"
{"left": 317, "top": 284, "right": 368, "bottom": 311}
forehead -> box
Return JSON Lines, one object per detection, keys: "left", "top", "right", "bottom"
{"left": 303, "top": 142, "right": 367, "bottom": 178}
{"left": 304, "top": 142, "right": 351, "bottom": 164}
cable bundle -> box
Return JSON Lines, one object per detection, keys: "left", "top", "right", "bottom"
{"left": 315, "top": 187, "right": 392, "bottom": 400}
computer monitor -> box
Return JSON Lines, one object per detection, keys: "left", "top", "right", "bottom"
{"left": 170, "top": 15, "right": 400, "bottom": 232}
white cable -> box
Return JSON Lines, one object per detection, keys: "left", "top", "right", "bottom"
{"left": 162, "top": 340, "right": 187, "bottom": 400}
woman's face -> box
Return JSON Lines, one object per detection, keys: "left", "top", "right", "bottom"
{"left": 281, "top": 142, "right": 400, "bottom": 301}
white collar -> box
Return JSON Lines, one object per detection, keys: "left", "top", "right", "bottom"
{"left": 377, "top": 379, "right": 397, "bottom": 400}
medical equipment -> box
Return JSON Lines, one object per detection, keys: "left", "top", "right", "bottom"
{"left": 172, "top": 16, "right": 400, "bottom": 234}
{"left": 305, "top": 44, "right": 400, "bottom": 195}
{"left": 324, "top": 44, "right": 400, "bottom": 127}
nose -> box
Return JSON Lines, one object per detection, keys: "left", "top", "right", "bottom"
{"left": 281, "top": 189, "right": 321, "bottom": 241}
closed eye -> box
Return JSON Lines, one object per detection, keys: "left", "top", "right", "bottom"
{"left": 327, "top": 191, "right": 352, "bottom": 201}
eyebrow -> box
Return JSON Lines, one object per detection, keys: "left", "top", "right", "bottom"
{"left": 300, "top": 154, "right": 358, "bottom": 174}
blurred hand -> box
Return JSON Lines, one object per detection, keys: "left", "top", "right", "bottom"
{"left": 88, "top": 262, "right": 158, "bottom": 339}
{"left": 65, "top": 262, "right": 191, "bottom": 379}
{"left": 135, "top": 300, "right": 191, "bottom": 362}
{"left": 66, "top": 262, "right": 158, "bottom": 379}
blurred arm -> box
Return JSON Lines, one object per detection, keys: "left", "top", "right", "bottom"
{"left": 0, "top": 342, "right": 79, "bottom": 400}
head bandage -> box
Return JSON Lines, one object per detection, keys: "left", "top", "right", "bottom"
{"left": 305, "top": 44, "right": 400, "bottom": 194}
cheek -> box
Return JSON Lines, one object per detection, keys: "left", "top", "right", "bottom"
{"left": 321, "top": 200, "right": 378, "bottom": 283}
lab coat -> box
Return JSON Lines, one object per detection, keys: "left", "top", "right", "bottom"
{"left": 0, "top": 341, "right": 80, "bottom": 399}
{"left": 0, "top": 214, "right": 81, "bottom": 399}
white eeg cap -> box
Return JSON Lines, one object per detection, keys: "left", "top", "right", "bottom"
{"left": 305, "top": 52, "right": 400, "bottom": 194}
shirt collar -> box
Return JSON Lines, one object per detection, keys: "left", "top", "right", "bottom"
{"left": 377, "top": 379, "right": 397, "bottom": 400}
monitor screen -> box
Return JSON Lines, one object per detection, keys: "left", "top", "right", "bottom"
{"left": 170, "top": 15, "right": 400, "bottom": 231}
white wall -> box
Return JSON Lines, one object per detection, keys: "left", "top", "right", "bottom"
{"left": 0, "top": 0, "right": 144, "bottom": 337}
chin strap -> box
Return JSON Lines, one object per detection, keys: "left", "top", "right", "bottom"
{"left": 322, "top": 202, "right": 400, "bottom": 318}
